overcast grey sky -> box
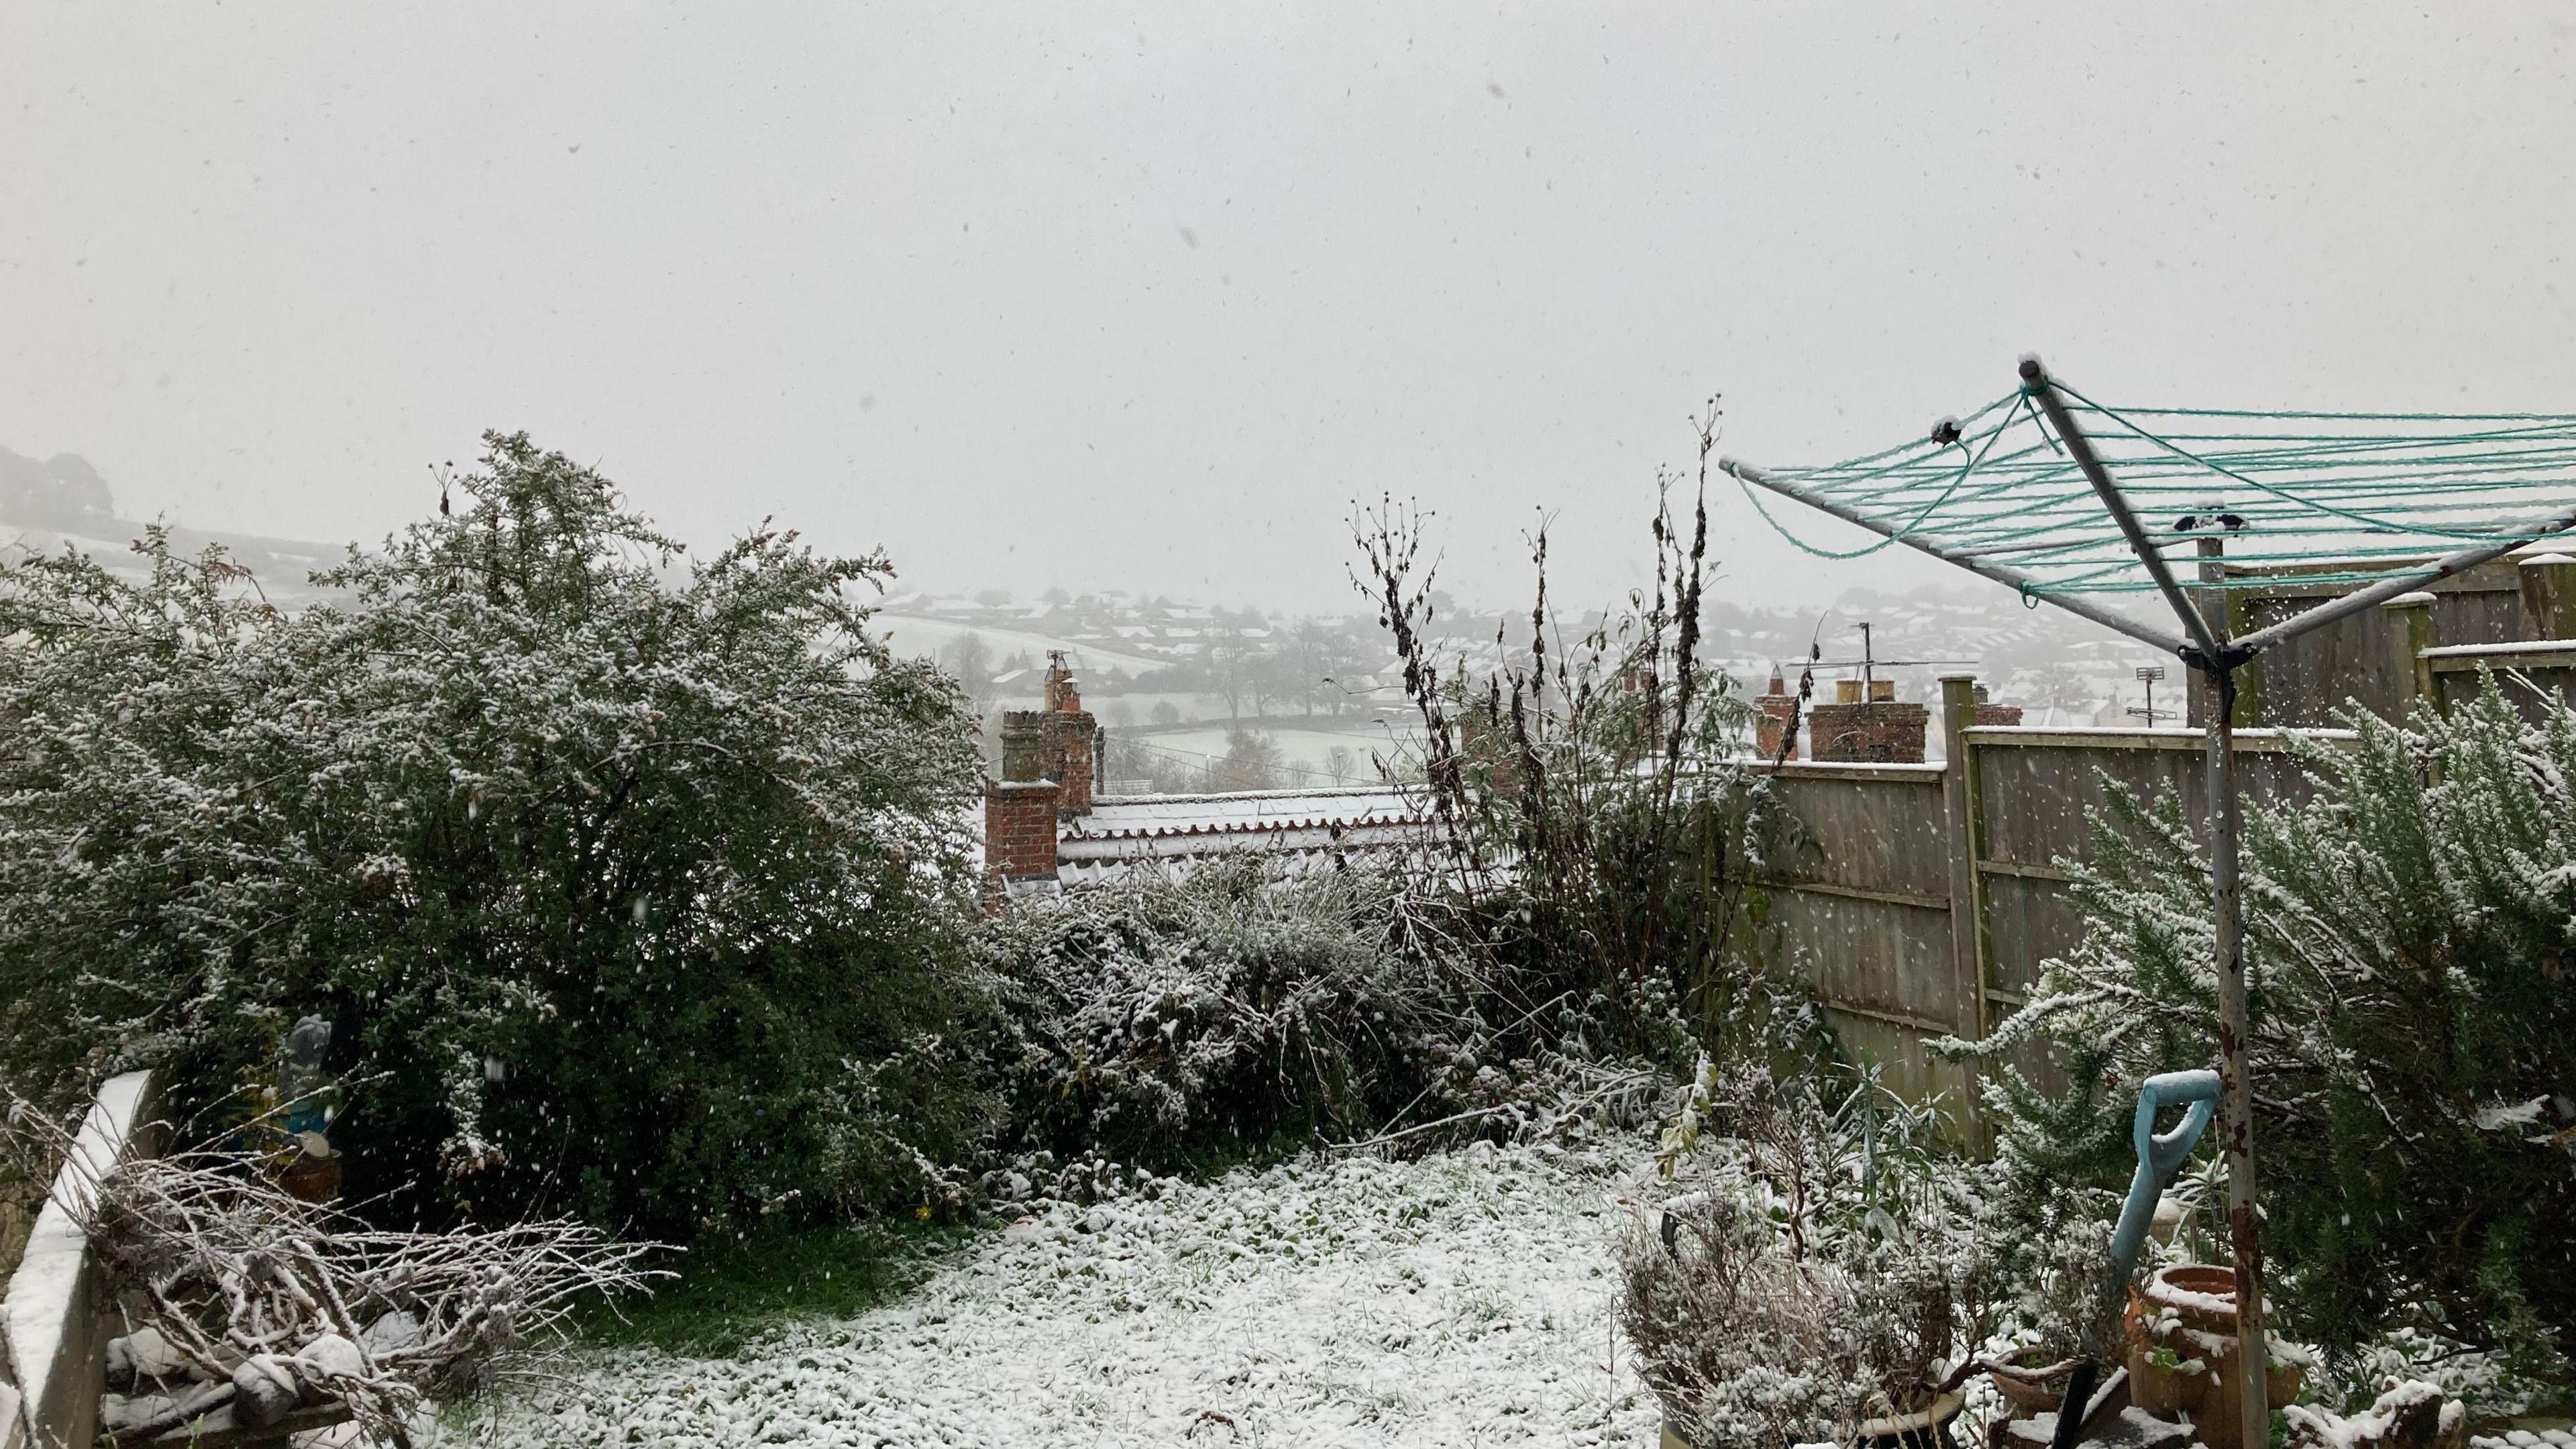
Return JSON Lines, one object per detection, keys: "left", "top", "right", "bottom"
{"left": 5, "top": 4, "right": 2573, "bottom": 616}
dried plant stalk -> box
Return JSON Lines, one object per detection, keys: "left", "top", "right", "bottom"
{"left": 4, "top": 1095, "right": 665, "bottom": 1445}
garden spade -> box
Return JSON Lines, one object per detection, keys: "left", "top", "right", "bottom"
{"left": 2045, "top": 1068, "right": 2218, "bottom": 1449}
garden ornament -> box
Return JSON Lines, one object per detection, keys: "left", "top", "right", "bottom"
{"left": 281, "top": 1015, "right": 335, "bottom": 1137}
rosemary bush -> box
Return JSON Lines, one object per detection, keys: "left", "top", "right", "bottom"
{"left": 1960, "top": 682, "right": 2576, "bottom": 1374}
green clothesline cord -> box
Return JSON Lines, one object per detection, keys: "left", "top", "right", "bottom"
{"left": 1735, "top": 382, "right": 2576, "bottom": 597}
{"left": 2051, "top": 380, "right": 2566, "bottom": 545}
{"left": 1727, "top": 392, "right": 2031, "bottom": 559}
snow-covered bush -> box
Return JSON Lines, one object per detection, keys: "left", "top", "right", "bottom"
{"left": 1623, "top": 1060, "right": 1992, "bottom": 1448}
{"left": 1623, "top": 1188, "right": 1871, "bottom": 1449}
{"left": 978, "top": 857, "right": 1654, "bottom": 1171}
{"left": 0, "top": 434, "right": 991, "bottom": 1235}
{"left": 2313, "top": 1326, "right": 2562, "bottom": 1421}
{"left": 1958, "top": 682, "right": 2576, "bottom": 1376}
{"left": 981, "top": 858, "right": 1482, "bottom": 1166}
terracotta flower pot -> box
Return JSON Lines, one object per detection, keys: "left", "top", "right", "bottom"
{"left": 2125, "top": 1264, "right": 2304, "bottom": 1449}
{"left": 276, "top": 1154, "right": 341, "bottom": 1203}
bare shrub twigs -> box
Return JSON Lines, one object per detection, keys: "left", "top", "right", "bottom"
{"left": 1, "top": 1095, "right": 664, "bottom": 1445}
{"left": 1348, "top": 400, "right": 1784, "bottom": 1057}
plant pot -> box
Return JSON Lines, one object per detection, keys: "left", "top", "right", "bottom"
{"left": 2125, "top": 1264, "right": 2304, "bottom": 1449}
{"left": 276, "top": 1155, "right": 341, "bottom": 1203}
{"left": 1986, "top": 1348, "right": 2077, "bottom": 1419}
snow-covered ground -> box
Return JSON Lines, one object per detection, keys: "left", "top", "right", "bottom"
{"left": 469, "top": 1138, "right": 1664, "bottom": 1448}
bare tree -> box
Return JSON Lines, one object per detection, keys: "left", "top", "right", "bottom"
{"left": 943, "top": 631, "right": 998, "bottom": 712}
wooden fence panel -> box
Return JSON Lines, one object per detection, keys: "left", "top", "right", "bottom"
{"left": 1739, "top": 720, "right": 2346, "bottom": 1130}
{"left": 1750, "top": 763, "right": 1965, "bottom": 1105}
{"left": 2426, "top": 644, "right": 2576, "bottom": 723}
{"left": 1725, "top": 572, "right": 2567, "bottom": 1126}
{"left": 1762, "top": 765, "right": 1951, "bottom": 900}
{"left": 2219, "top": 560, "right": 2522, "bottom": 727}
{"left": 1974, "top": 733, "right": 2210, "bottom": 865}
{"left": 1981, "top": 871, "right": 2082, "bottom": 1002}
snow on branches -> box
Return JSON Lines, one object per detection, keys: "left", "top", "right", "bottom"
{"left": 1944, "top": 683, "right": 2576, "bottom": 1364}
{"left": 0, "top": 433, "right": 988, "bottom": 1233}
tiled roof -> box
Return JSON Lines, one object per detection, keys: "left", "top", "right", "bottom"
{"left": 1058, "top": 786, "right": 1428, "bottom": 878}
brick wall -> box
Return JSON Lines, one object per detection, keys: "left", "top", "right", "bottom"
{"left": 983, "top": 779, "right": 1061, "bottom": 882}
{"left": 1807, "top": 700, "right": 1929, "bottom": 763}
{"left": 1970, "top": 684, "right": 2022, "bottom": 728}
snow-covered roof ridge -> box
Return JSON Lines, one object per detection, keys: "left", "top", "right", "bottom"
{"left": 1053, "top": 785, "right": 1430, "bottom": 877}
{"left": 1088, "top": 784, "right": 1409, "bottom": 807}
{"left": 1071, "top": 788, "right": 1422, "bottom": 843}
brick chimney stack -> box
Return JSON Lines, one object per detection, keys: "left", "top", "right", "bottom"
{"left": 983, "top": 780, "right": 1062, "bottom": 885}
{"left": 1807, "top": 680, "right": 1929, "bottom": 763}
{"left": 1755, "top": 672, "right": 1801, "bottom": 760}
{"left": 1970, "top": 683, "right": 2024, "bottom": 727}
{"left": 987, "top": 710, "right": 1061, "bottom": 893}
{"left": 983, "top": 652, "right": 1100, "bottom": 896}
{"left": 1040, "top": 651, "right": 1097, "bottom": 816}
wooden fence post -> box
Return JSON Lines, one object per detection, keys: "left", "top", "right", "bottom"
{"left": 2381, "top": 591, "right": 2438, "bottom": 715}
{"left": 2520, "top": 553, "right": 2576, "bottom": 640}
{"left": 2224, "top": 588, "right": 2265, "bottom": 725}
{"left": 1938, "top": 674, "right": 1990, "bottom": 1149}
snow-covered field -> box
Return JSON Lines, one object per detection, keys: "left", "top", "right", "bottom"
{"left": 470, "top": 1138, "right": 1664, "bottom": 1448}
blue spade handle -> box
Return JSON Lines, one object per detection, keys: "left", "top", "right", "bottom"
{"left": 2108, "top": 1069, "right": 2219, "bottom": 1281}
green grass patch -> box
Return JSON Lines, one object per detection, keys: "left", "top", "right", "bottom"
{"left": 578, "top": 1216, "right": 981, "bottom": 1358}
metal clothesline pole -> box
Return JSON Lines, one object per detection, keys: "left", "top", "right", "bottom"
{"left": 2021, "top": 356, "right": 2267, "bottom": 1449}
{"left": 2199, "top": 543, "right": 2263, "bottom": 1449}
{"left": 2021, "top": 359, "right": 2233, "bottom": 667}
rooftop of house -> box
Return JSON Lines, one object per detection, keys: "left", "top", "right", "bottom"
{"left": 1058, "top": 784, "right": 1428, "bottom": 883}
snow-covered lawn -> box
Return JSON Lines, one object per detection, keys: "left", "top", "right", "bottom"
{"left": 474, "top": 1138, "right": 1664, "bottom": 1447}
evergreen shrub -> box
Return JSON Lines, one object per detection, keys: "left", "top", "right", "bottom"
{"left": 1964, "top": 684, "right": 2576, "bottom": 1372}
{"left": 0, "top": 435, "right": 991, "bottom": 1236}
